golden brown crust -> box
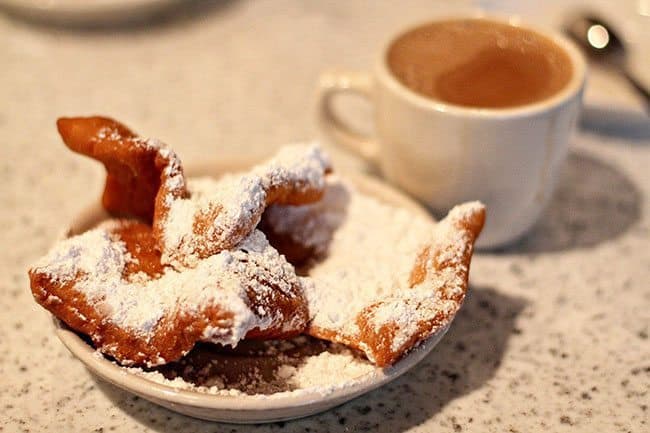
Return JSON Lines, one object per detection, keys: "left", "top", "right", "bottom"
{"left": 115, "top": 221, "right": 165, "bottom": 279}
{"left": 299, "top": 203, "right": 486, "bottom": 367}
{"left": 30, "top": 267, "right": 236, "bottom": 365}
{"left": 29, "top": 221, "right": 308, "bottom": 366}
{"left": 57, "top": 117, "right": 182, "bottom": 223}
{"left": 56, "top": 117, "right": 330, "bottom": 267}
{"left": 33, "top": 119, "right": 330, "bottom": 366}
{"left": 355, "top": 205, "right": 485, "bottom": 366}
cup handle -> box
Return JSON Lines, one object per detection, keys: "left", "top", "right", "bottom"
{"left": 318, "top": 71, "right": 379, "bottom": 163}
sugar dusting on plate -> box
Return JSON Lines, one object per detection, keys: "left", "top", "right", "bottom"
{"left": 119, "top": 336, "right": 381, "bottom": 398}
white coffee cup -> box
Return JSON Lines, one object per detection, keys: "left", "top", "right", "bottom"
{"left": 317, "top": 15, "right": 586, "bottom": 249}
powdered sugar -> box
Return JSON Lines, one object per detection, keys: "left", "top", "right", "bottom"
{"left": 282, "top": 350, "right": 377, "bottom": 390}
{"left": 94, "top": 124, "right": 167, "bottom": 153}
{"left": 265, "top": 178, "right": 484, "bottom": 363}
{"left": 253, "top": 144, "right": 331, "bottom": 193}
{"left": 266, "top": 178, "right": 432, "bottom": 340}
{"left": 158, "top": 144, "right": 331, "bottom": 268}
{"left": 125, "top": 337, "right": 380, "bottom": 398}
{"left": 32, "top": 224, "right": 128, "bottom": 286}
{"left": 363, "top": 202, "right": 483, "bottom": 353}
{"left": 161, "top": 175, "right": 267, "bottom": 268}
{"left": 32, "top": 226, "right": 302, "bottom": 365}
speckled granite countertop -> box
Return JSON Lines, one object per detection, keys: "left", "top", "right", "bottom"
{"left": 1, "top": 1, "right": 648, "bottom": 432}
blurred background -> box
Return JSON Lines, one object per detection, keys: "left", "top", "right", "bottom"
{"left": 3, "top": 0, "right": 648, "bottom": 240}
{"left": 2, "top": 0, "right": 648, "bottom": 163}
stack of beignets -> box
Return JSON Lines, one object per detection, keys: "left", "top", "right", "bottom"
{"left": 29, "top": 116, "right": 485, "bottom": 368}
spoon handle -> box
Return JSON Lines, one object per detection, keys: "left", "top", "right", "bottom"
{"left": 620, "top": 67, "right": 650, "bottom": 113}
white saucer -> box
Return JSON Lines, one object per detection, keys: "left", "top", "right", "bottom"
{"left": 52, "top": 161, "right": 456, "bottom": 423}
{"left": 0, "top": 0, "right": 180, "bottom": 26}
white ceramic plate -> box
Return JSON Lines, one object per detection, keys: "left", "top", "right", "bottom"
{"left": 0, "top": 0, "right": 181, "bottom": 26}
{"left": 52, "top": 161, "right": 455, "bottom": 423}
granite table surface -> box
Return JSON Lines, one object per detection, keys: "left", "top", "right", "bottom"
{"left": 1, "top": 1, "right": 648, "bottom": 432}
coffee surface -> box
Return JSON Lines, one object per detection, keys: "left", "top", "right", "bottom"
{"left": 387, "top": 19, "right": 573, "bottom": 108}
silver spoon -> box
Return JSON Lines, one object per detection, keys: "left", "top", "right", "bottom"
{"left": 564, "top": 13, "right": 650, "bottom": 112}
